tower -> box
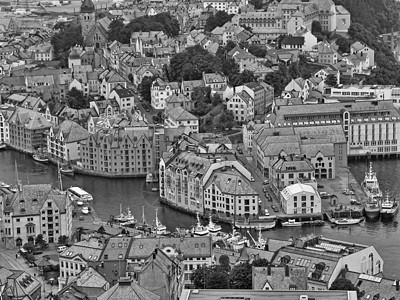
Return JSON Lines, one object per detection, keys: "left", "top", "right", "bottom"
{"left": 80, "top": 0, "right": 95, "bottom": 40}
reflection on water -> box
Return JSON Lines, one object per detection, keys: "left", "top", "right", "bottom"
{"left": 0, "top": 150, "right": 398, "bottom": 277}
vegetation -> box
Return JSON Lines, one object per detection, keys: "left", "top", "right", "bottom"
{"left": 205, "top": 11, "right": 234, "bottom": 32}
{"left": 107, "top": 13, "right": 180, "bottom": 43}
{"left": 58, "top": 235, "right": 69, "bottom": 245}
{"left": 35, "top": 234, "right": 48, "bottom": 249}
{"left": 329, "top": 278, "right": 358, "bottom": 291}
{"left": 66, "top": 88, "right": 89, "bottom": 110}
{"left": 138, "top": 76, "right": 157, "bottom": 103}
{"left": 51, "top": 23, "right": 83, "bottom": 67}
{"left": 23, "top": 242, "right": 35, "bottom": 252}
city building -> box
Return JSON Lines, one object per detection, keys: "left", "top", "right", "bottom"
{"left": 252, "top": 265, "right": 308, "bottom": 290}
{"left": 0, "top": 184, "right": 73, "bottom": 249}
{"left": 165, "top": 107, "right": 199, "bottom": 133}
{"left": 227, "top": 91, "right": 254, "bottom": 122}
{"left": 151, "top": 79, "right": 180, "bottom": 110}
{"left": 0, "top": 267, "right": 41, "bottom": 300}
{"left": 181, "top": 80, "right": 204, "bottom": 100}
{"left": 271, "top": 234, "right": 384, "bottom": 290}
{"left": 97, "top": 278, "right": 160, "bottom": 300}
{"left": 79, "top": 127, "right": 155, "bottom": 176}
{"left": 0, "top": 106, "right": 14, "bottom": 144}
{"left": 202, "top": 72, "right": 227, "bottom": 95}
{"left": 47, "top": 120, "right": 90, "bottom": 162}
{"left": 58, "top": 238, "right": 104, "bottom": 289}
{"left": 204, "top": 168, "right": 259, "bottom": 217}
{"left": 350, "top": 41, "right": 375, "bottom": 67}
{"left": 165, "top": 94, "right": 194, "bottom": 112}
{"left": 108, "top": 88, "right": 136, "bottom": 111}
{"left": 99, "top": 70, "right": 127, "bottom": 99}
{"left": 126, "top": 236, "right": 212, "bottom": 287}
{"left": 7, "top": 107, "right": 52, "bottom": 153}
{"left": 317, "top": 41, "right": 339, "bottom": 65}
{"left": 201, "top": 0, "right": 248, "bottom": 14}
{"left": 280, "top": 183, "right": 321, "bottom": 214}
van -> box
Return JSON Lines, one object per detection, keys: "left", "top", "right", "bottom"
{"left": 57, "top": 245, "right": 67, "bottom": 253}
{"left": 264, "top": 209, "right": 270, "bottom": 216}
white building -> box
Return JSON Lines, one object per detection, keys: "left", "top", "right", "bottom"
{"left": 227, "top": 91, "right": 254, "bottom": 122}
{"left": 108, "top": 88, "right": 136, "bottom": 111}
{"left": 0, "top": 107, "right": 13, "bottom": 144}
{"left": 280, "top": 183, "right": 321, "bottom": 215}
{"left": 165, "top": 106, "right": 199, "bottom": 133}
{"left": 151, "top": 78, "right": 180, "bottom": 110}
{"left": 47, "top": 120, "right": 90, "bottom": 162}
{"left": 202, "top": 0, "right": 247, "bottom": 14}
{"left": 99, "top": 70, "right": 127, "bottom": 99}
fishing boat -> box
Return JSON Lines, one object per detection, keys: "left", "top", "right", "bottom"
{"left": 0, "top": 143, "right": 6, "bottom": 150}
{"left": 364, "top": 196, "right": 381, "bottom": 219}
{"left": 33, "top": 153, "right": 49, "bottom": 163}
{"left": 235, "top": 218, "right": 276, "bottom": 230}
{"left": 193, "top": 212, "right": 209, "bottom": 236}
{"left": 226, "top": 225, "right": 248, "bottom": 251}
{"left": 380, "top": 195, "right": 399, "bottom": 219}
{"left": 114, "top": 204, "right": 136, "bottom": 223}
{"left": 146, "top": 174, "right": 153, "bottom": 183}
{"left": 60, "top": 165, "right": 74, "bottom": 176}
{"left": 361, "top": 162, "right": 382, "bottom": 199}
{"left": 334, "top": 218, "right": 363, "bottom": 225}
{"left": 282, "top": 219, "right": 302, "bottom": 227}
{"left": 206, "top": 215, "right": 222, "bottom": 234}
{"left": 154, "top": 208, "right": 167, "bottom": 235}
{"left": 81, "top": 206, "right": 90, "bottom": 215}
{"left": 247, "top": 225, "right": 266, "bottom": 250}
{"left": 76, "top": 200, "right": 84, "bottom": 206}
{"left": 136, "top": 206, "right": 152, "bottom": 231}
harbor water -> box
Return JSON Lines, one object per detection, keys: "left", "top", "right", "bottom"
{"left": 0, "top": 150, "right": 399, "bottom": 278}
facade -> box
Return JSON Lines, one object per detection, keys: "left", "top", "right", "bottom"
{"left": 28, "top": 42, "right": 54, "bottom": 61}
{"left": 108, "top": 88, "right": 136, "bottom": 111}
{"left": 280, "top": 183, "right": 321, "bottom": 214}
{"left": 7, "top": 107, "right": 52, "bottom": 153}
{"left": 79, "top": 0, "right": 109, "bottom": 48}
{"left": 204, "top": 168, "right": 259, "bottom": 217}
{"left": 252, "top": 265, "right": 308, "bottom": 290}
{"left": 227, "top": 91, "right": 254, "bottom": 122}
{"left": 127, "top": 236, "right": 212, "bottom": 287}
{"left": 202, "top": 72, "right": 227, "bottom": 94}
{"left": 79, "top": 127, "right": 155, "bottom": 176}
{"left": 99, "top": 69, "right": 127, "bottom": 99}
{"left": 317, "top": 41, "right": 339, "bottom": 65}
{"left": 0, "top": 184, "right": 73, "bottom": 249}
{"left": 47, "top": 120, "right": 90, "bottom": 162}
{"left": 202, "top": 0, "right": 248, "bottom": 14}
{"left": 165, "top": 94, "right": 194, "bottom": 112}
{"left": 0, "top": 106, "right": 13, "bottom": 144}
{"left": 151, "top": 79, "right": 180, "bottom": 110}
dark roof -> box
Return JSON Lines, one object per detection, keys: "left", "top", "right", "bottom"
{"left": 81, "top": 0, "right": 95, "bottom": 13}
{"left": 281, "top": 36, "right": 305, "bottom": 46}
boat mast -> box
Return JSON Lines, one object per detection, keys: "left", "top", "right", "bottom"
{"left": 142, "top": 206, "right": 146, "bottom": 224}
{"left": 57, "top": 161, "right": 63, "bottom": 191}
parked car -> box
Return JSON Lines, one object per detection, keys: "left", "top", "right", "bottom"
{"left": 273, "top": 207, "right": 279, "bottom": 212}
{"left": 350, "top": 199, "right": 361, "bottom": 205}
{"left": 57, "top": 245, "right": 67, "bottom": 253}
{"left": 33, "top": 250, "right": 43, "bottom": 255}
{"left": 317, "top": 184, "right": 324, "bottom": 189}
{"left": 263, "top": 187, "right": 268, "bottom": 192}
{"left": 264, "top": 209, "right": 270, "bottom": 216}
{"left": 263, "top": 180, "right": 269, "bottom": 185}
{"left": 271, "top": 204, "right": 276, "bottom": 209}
{"left": 268, "top": 197, "right": 273, "bottom": 202}
{"left": 320, "top": 192, "right": 330, "bottom": 199}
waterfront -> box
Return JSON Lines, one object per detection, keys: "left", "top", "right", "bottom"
{"left": 0, "top": 150, "right": 399, "bottom": 278}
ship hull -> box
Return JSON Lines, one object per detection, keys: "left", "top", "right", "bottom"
{"left": 380, "top": 208, "right": 398, "bottom": 219}
{"left": 364, "top": 207, "right": 380, "bottom": 219}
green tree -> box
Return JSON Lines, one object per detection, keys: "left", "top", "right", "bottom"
{"left": 219, "top": 255, "right": 230, "bottom": 271}
{"left": 248, "top": 44, "right": 267, "bottom": 58}
{"left": 25, "top": 253, "right": 36, "bottom": 263}
{"left": 66, "top": 88, "right": 89, "bottom": 109}
{"left": 325, "top": 74, "right": 337, "bottom": 86}
{"left": 249, "top": 0, "right": 263, "bottom": 9}
{"left": 51, "top": 24, "right": 83, "bottom": 67}
{"left": 311, "top": 20, "right": 322, "bottom": 35}
{"left": 229, "top": 263, "right": 252, "bottom": 289}
{"left": 330, "top": 278, "right": 358, "bottom": 291}
{"left": 35, "top": 234, "right": 48, "bottom": 249}
{"left": 252, "top": 259, "right": 269, "bottom": 267}
{"left": 58, "top": 235, "right": 69, "bottom": 245}
{"left": 191, "top": 265, "right": 229, "bottom": 289}
{"left": 138, "top": 76, "right": 157, "bottom": 103}
{"left": 230, "top": 70, "right": 256, "bottom": 87}
{"left": 108, "top": 19, "right": 128, "bottom": 43}
{"left": 23, "top": 243, "right": 35, "bottom": 252}
{"left": 205, "top": 11, "right": 234, "bottom": 32}
{"left": 125, "top": 13, "right": 180, "bottom": 37}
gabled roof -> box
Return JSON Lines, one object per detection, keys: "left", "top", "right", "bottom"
{"left": 104, "top": 70, "right": 126, "bottom": 83}
{"left": 54, "top": 120, "right": 90, "bottom": 143}
{"left": 97, "top": 279, "right": 159, "bottom": 300}
{"left": 167, "top": 106, "right": 198, "bottom": 121}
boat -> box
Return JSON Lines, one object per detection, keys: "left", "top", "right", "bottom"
{"left": 60, "top": 165, "right": 74, "bottom": 176}
{"left": 364, "top": 196, "right": 381, "bottom": 219}
{"left": 0, "top": 181, "right": 11, "bottom": 188}
{"left": 154, "top": 208, "right": 167, "bottom": 235}
{"left": 68, "top": 187, "right": 93, "bottom": 202}
{"left": 193, "top": 212, "right": 209, "bottom": 236}
{"left": 76, "top": 200, "right": 84, "bottom": 206}
{"left": 33, "top": 153, "right": 49, "bottom": 163}
{"left": 136, "top": 206, "right": 152, "bottom": 231}
{"left": 226, "top": 225, "right": 249, "bottom": 251}
{"left": 0, "top": 143, "right": 6, "bottom": 150}
{"left": 334, "top": 218, "right": 363, "bottom": 225}
{"left": 114, "top": 204, "right": 136, "bottom": 223}
{"left": 301, "top": 220, "right": 325, "bottom": 227}
{"left": 380, "top": 195, "right": 399, "bottom": 219}
{"left": 282, "top": 219, "right": 302, "bottom": 227}
{"left": 361, "top": 162, "right": 382, "bottom": 199}
{"left": 146, "top": 174, "right": 153, "bottom": 183}
{"left": 206, "top": 215, "right": 222, "bottom": 234}
{"left": 151, "top": 187, "right": 158, "bottom": 192}
{"left": 235, "top": 218, "right": 276, "bottom": 230}
{"left": 247, "top": 225, "right": 266, "bottom": 250}
{"left": 81, "top": 206, "right": 90, "bottom": 215}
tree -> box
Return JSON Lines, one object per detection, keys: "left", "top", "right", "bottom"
{"left": 252, "top": 259, "right": 269, "bottom": 267}
{"left": 51, "top": 23, "right": 83, "bottom": 67}
{"left": 191, "top": 86, "right": 213, "bottom": 116}
{"left": 23, "top": 243, "right": 35, "bottom": 253}
{"left": 248, "top": 44, "right": 267, "bottom": 58}
{"left": 35, "top": 234, "right": 48, "bottom": 249}
{"left": 249, "top": 0, "right": 263, "bottom": 9}
{"left": 58, "top": 235, "right": 69, "bottom": 245}
{"left": 108, "top": 19, "right": 128, "bottom": 43}
{"left": 66, "top": 88, "right": 89, "bottom": 109}
{"left": 229, "top": 263, "right": 252, "bottom": 289}
{"left": 219, "top": 255, "right": 230, "bottom": 271}
{"left": 191, "top": 265, "right": 229, "bottom": 289}
{"left": 97, "top": 226, "right": 106, "bottom": 234}
{"left": 230, "top": 70, "right": 256, "bottom": 87}
{"left": 205, "top": 11, "right": 234, "bottom": 32}
{"left": 138, "top": 76, "right": 157, "bottom": 103}
{"left": 325, "top": 74, "right": 337, "bottom": 86}
{"left": 311, "top": 20, "right": 322, "bottom": 35}
{"left": 124, "top": 13, "right": 180, "bottom": 37}
{"left": 25, "top": 253, "right": 36, "bottom": 263}
{"left": 330, "top": 278, "right": 358, "bottom": 291}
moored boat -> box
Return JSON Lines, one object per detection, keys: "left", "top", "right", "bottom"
{"left": 282, "top": 219, "right": 302, "bottom": 227}
{"left": 0, "top": 143, "right": 6, "bottom": 150}
{"left": 81, "top": 206, "right": 90, "bottom": 215}
{"left": 206, "top": 215, "right": 222, "bottom": 234}
{"left": 364, "top": 196, "right": 381, "bottom": 219}
{"left": 361, "top": 162, "right": 382, "bottom": 199}
{"left": 193, "top": 212, "right": 209, "bottom": 236}
{"left": 154, "top": 208, "right": 167, "bottom": 235}
{"left": 334, "top": 218, "right": 364, "bottom": 225}
{"left": 226, "top": 226, "right": 248, "bottom": 251}
{"left": 60, "top": 165, "right": 74, "bottom": 176}
{"left": 114, "top": 204, "right": 136, "bottom": 223}
{"left": 146, "top": 174, "right": 153, "bottom": 183}
{"left": 33, "top": 153, "right": 49, "bottom": 163}
{"left": 380, "top": 195, "right": 398, "bottom": 219}
{"left": 247, "top": 226, "right": 267, "bottom": 250}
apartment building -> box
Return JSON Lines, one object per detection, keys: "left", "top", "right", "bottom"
{"left": 7, "top": 107, "right": 52, "bottom": 153}
{"left": 47, "top": 120, "right": 90, "bottom": 162}
{"left": 0, "top": 106, "right": 14, "bottom": 144}
{"left": 280, "top": 182, "right": 321, "bottom": 214}
{"left": 27, "top": 42, "right": 54, "bottom": 61}
{"left": 202, "top": 0, "right": 248, "bottom": 14}
{"left": 165, "top": 107, "right": 199, "bottom": 133}
{"left": 227, "top": 91, "right": 254, "bottom": 122}
{"left": 151, "top": 78, "right": 180, "bottom": 110}
{"left": 108, "top": 88, "right": 136, "bottom": 111}
{"left": 159, "top": 151, "right": 252, "bottom": 214}
{"left": 79, "top": 127, "right": 155, "bottom": 176}
{"left": 99, "top": 69, "right": 127, "bottom": 99}
{"left": 272, "top": 100, "right": 400, "bottom": 158}
{"left": 127, "top": 236, "right": 212, "bottom": 287}
{"left": 0, "top": 184, "right": 73, "bottom": 249}
{"left": 204, "top": 168, "right": 259, "bottom": 217}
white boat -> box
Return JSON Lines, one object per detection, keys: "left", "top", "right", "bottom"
{"left": 68, "top": 187, "right": 93, "bottom": 202}
{"left": 60, "top": 165, "right": 74, "bottom": 176}
{"left": 146, "top": 174, "right": 153, "bottom": 183}
{"left": 154, "top": 208, "right": 167, "bottom": 235}
{"left": 0, "top": 143, "right": 6, "bottom": 150}
{"left": 33, "top": 153, "right": 49, "bottom": 163}
{"left": 193, "top": 212, "right": 209, "bottom": 236}
{"left": 76, "top": 200, "right": 84, "bottom": 206}
{"left": 226, "top": 226, "right": 248, "bottom": 251}
{"left": 247, "top": 225, "right": 266, "bottom": 250}
{"left": 361, "top": 162, "right": 382, "bottom": 199}
{"left": 334, "top": 218, "right": 363, "bottom": 225}
{"left": 114, "top": 205, "right": 136, "bottom": 223}
{"left": 206, "top": 215, "right": 222, "bottom": 234}
{"left": 81, "top": 206, "right": 89, "bottom": 215}
{"left": 380, "top": 195, "right": 399, "bottom": 219}
{"left": 282, "top": 219, "right": 302, "bottom": 227}
{"left": 0, "top": 181, "right": 11, "bottom": 188}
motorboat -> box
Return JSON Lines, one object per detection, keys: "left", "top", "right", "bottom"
{"left": 282, "top": 219, "right": 302, "bottom": 227}
{"left": 81, "top": 206, "right": 90, "bottom": 215}
{"left": 146, "top": 174, "right": 153, "bottom": 183}
{"left": 114, "top": 205, "right": 136, "bottom": 223}
{"left": 60, "top": 165, "right": 74, "bottom": 176}
{"left": 206, "top": 215, "right": 222, "bottom": 234}
{"left": 380, "top": 195, "right": 398, "bottom": 219}
{"left": 0, "top": 143, "right": 6, "bottom": 150}
{"left": 193, "top": 212, "right": 209, "bottom": 236}
{"left": 334, "top": 218, "right": 363, "bottom": 225}
{"left": 76, "top": 200, "right": 84, "bottom": 206}
{"left": 226, "top": 226, "right": 248, "bottom": 251}
{"left": 0, "top": 181, "right": 11, "bottom": 188}
{"left": 247, "top": 226, "right": 266, "bottom": 250}
{"left": 33, "top": 153, "right": 49, "bottom": 163}
{"left": 154, "top": 208, "right": 167, "bottom": 235}
{"left": 364, "top": 196, "right": 381, "bottom": 219}
{"left": 361, "top": 162, "right": 382, "bottom": 199}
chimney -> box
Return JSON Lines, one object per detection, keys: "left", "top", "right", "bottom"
{"left": 396, "top": 280, "right": 399, "bottom": 291}
{"left": 267, "top": 265, "right": 271, "bottom": 276}
{"left": 285, "top": 265, "right": 290, "bottom": 277}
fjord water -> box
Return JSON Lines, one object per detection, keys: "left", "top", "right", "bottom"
{"left": 0, "top": 150, "right": 399, "bottom": 278}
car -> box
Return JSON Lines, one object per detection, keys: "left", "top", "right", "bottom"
{"left": 57, "top": 245, "right": 67, "bottom": 253}
{"left": 317, "top": 184, "right": 324, "bottom": 189}
{"left": 250, "top": 177, "right": 255, "bottom": 182}
{"left": 268, "top": 197, "right": 273, "bottom": 202}
{"left": 139, "top": 98, "right": 143, "bottom": 102}
{"left": 350, "top": 199, "right": 361, "bottom": 205}
{"left": 342, "top": 189, "right": 350, "bottom": 195}
{"left": 273, "top": 207, "right": 279, "bottom": 212}
{"left": 263, "top": 180, "right": 269, "bottom": 185}
{"left": 264, "top": 209, "right": 270, "bottom": 216}
{"left": 271, "top": 204, "right": 276, "bottom": 209}
{"left": 320, "top": 192, "right": 330, "bottom": 199}
{"left": 146, "top": 108, "right": 150, "bottom": 112}
{"left": 263, "top": 187, "right": 268, "bottom": 192}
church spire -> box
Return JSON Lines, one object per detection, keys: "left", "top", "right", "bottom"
{"left": 80, "top": 0, "right": 95, "bottom": 13}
